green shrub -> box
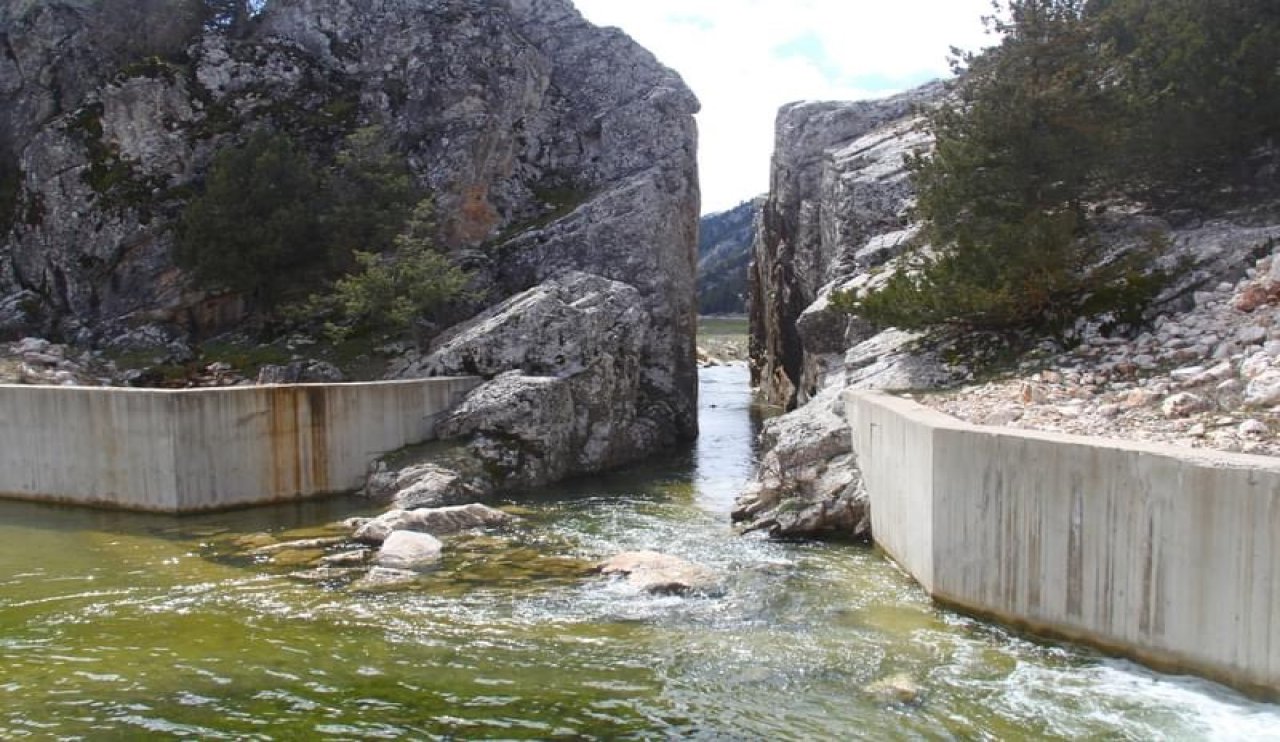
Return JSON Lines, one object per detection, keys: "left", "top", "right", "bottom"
{"left": 324, "top": 125, "right": 417, "bottom": 270}
{"left": 1094, "top": 0, "right": 1280, "bottom": 192}
{"left": 324, "top": 201, "right": 472, "bottom": 341}
{"left": 176, "top": 122, "right": 468, "bottom": 340}
{"left": 857, "top": 0, "right": 1135, "bottom": 339}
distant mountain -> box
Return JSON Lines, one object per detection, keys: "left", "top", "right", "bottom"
{"left": 698, "top": 199, "right": 760, "bottom": 315}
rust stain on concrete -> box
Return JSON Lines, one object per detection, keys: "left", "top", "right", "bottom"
{"left": 306, "top": 386, "right": 330, "bottom": 494}
{"left": 267, "top": 387, "right": 300, "bottom": 497}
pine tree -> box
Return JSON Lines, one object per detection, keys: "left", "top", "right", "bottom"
{"left": 1093, "top": 0, "right": 1280, "bottom": 194}
{"left": 853, "top": 0, "right": 1152, "bottom": 338}
{"left": 176, "top": 130, "right": 325, "bottom": 307}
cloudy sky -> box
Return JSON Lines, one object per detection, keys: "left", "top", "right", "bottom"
{"left": 572, "top": 0, "right": 997, "bottom": 214}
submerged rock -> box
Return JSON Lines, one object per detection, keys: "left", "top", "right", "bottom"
{"left": 352, "top": 504, "right": 513, "bottom": 545}
{"left": 376, "top": 531, "right": 443, "bottom": 570}
{"left": 320, "top": 549, "right": 372, "bottom": 567}
{"left": 351, "top": 567, "right": 421, "bottom": 592}
{"left": 247, "top": 536, "right": 346, "bottom": 555}
{"left": 289, "top": 567, "right": 363, "bottom": 582}
{"left": 596, "top": 551, "right": 722, "bottom": 596}
{"left": 865, "top": 673, "right": 923, "bottom": 705}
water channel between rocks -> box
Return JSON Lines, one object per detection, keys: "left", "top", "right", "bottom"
{"left": 1, "top": 364, "right": 1278, "bottom": 739}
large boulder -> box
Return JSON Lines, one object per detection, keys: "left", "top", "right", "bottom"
{"left": 394, "top": 271, "right": 669, "bottom": 491}
{"left": 397, "top": 271, "right": 649, "bottom": 380}
{"left": 376, "top": 531, "right": 443, "bottom": 570}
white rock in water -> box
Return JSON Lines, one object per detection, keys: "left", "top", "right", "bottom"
{"left": 597, "top": 551, "right": 722, "bottom": 596}
{"left": 376, "top": 531, "right": 443, "bottom": 570}
{"left": 354, "top": 504, "right": 511, "bottom": 544}
{"left": 865, "top": 673, "right": 923, "bottom": 705}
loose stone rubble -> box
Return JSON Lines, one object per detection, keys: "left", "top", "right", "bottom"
{"left": 921, "top": 248, "right": 1280, "bottom": 456}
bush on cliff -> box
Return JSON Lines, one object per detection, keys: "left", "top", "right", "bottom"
{"left": 324, "top": 125, "right": 418, "bottom": 272}
{"left": 849, "top": 0, "right": 1153, "bottom": 339}
{"left": 845, "top": 0, "right": 1276, "bottom": 340}
{"left": 322, "top": 200, "right": 472, "bottom": 343}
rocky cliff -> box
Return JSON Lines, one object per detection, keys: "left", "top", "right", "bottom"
{"left": 737, "top": 84, "right": 945, "bottom": 538}
{"left": 0, "top": 0, "right": 699, "bottom": 490}
{"left": 747, "top": 82, "right": 946, "bottom": 411}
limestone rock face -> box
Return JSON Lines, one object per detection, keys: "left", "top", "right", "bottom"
{"left": 745, "top": 77, "right": 1280, "bottom": 540}
{"left": 398, "top": 271, "right": 648, "bottom": 381}
{"left": 740, "top": 83, "right": 949, "bottom": 539}
{"left": 748, "top": 83, "right": 943, "bottom": 409}
{"left": 393, "top": 271, "right": 666, "bottom": 490}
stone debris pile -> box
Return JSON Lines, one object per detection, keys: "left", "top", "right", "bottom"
{"left": 923, "top": 247, "right": 1280, "bottom": 456}
{"left": 0, "top": 337, "right": 115, "bottom": 386}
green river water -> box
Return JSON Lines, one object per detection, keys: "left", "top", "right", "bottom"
{"left": 2, "top": 364, "right": 1278, "bottom": 739}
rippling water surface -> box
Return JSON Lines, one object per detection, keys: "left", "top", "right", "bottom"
{"left": 2, "top": 364, "right": 1278, "bottom": 739}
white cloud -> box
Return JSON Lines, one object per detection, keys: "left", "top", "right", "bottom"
{"left": 571, "top": 0, "right": 996, "bottom": 213}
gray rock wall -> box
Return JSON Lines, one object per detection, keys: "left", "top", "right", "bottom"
{"left": 742, "top": 77, "right": 1280, "bottom": 542}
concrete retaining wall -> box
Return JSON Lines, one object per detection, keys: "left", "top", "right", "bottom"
{"left": 848, "top": 390, "right": 1280, "bottom": 698}
{"left": 0, "top": 377, "right": 480, "bottom": 512}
